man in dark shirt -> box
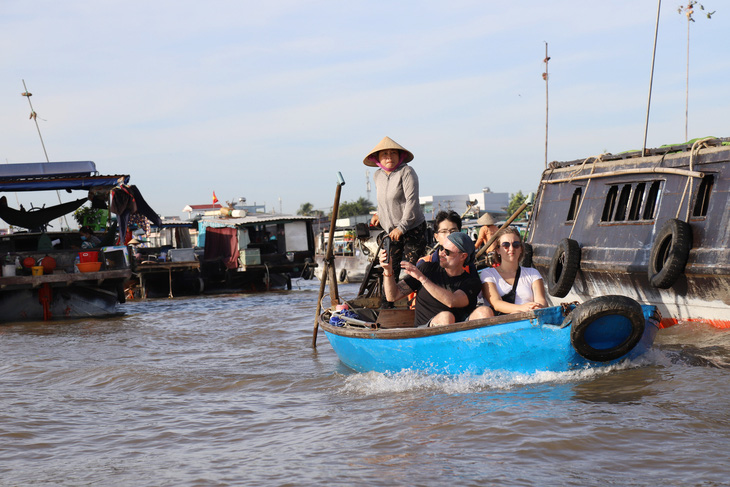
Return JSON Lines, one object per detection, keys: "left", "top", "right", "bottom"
{"left": 380, "top": 232, "right": 494, "bottom": 327}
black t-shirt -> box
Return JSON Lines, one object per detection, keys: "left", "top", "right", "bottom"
{"left": 404, "top": 261, "right": 482, "bottom": 327}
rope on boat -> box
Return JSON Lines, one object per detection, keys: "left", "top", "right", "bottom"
{"left": 565, "top": 155, "right": 602, "bottom": 240}
{"left": 676, "top": 137, "right": 716, "bottom": 221}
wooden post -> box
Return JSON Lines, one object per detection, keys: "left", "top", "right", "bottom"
{"left": 312, "top": 172, "right": 345, "bottom": 347}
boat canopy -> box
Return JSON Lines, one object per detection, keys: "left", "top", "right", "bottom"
{"left": 0, "top": 161, "right": 129, "bottom": 192}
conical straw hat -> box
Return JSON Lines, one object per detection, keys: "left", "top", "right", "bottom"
{"left": 363, "top": 136, "right": 414, "bottom": 167}
{"left": 477, "top": 212, "right": 496, "bottom": 226}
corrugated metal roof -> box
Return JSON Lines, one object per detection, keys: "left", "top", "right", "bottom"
{"left": 204, "top": 214, "right": 316, "bottom": 226}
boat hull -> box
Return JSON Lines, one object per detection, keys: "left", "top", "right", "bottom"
{"left": 322, "top": 305, "right": 659, "bottom": 375}
{"left": 527, "top": 138, "right": 730, "bottom": 328}
{"left": 0, "top": 283, "right": 124, "bottom": 323}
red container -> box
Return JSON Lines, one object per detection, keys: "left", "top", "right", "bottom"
{"left": 78, "top": 251, "right": 99, "bottom": 263}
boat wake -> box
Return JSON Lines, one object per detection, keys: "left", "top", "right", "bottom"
{"left": 655, "top": 322, "right": 730, "bottom": 369}
{"left": 339, "top": 359, "right": 651, "bottom": 395}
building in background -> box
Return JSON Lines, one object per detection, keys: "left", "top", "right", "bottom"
{"left": 420, "top": 188, "right": 510, "bottom": 221}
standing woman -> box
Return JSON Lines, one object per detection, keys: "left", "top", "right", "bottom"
{"left": 480, "top": 226, "right": 547, "bottom": 314}
{"left": 365, "top": 136, "right": 426, "bottom": 278}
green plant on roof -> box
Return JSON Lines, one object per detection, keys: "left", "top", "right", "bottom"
{"left": 73, "top": 205, "right": 108, "bottom": 231}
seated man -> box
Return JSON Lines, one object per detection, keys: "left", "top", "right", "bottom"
{"left": 380, "top": 232, "right": 494, "bottom": 327}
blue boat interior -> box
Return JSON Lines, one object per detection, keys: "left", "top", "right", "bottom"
{"left": 583, "top": 315, "right": 634, "bottom": 350}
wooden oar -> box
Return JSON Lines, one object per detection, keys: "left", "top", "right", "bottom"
{"left": 475, "top": 197, "right": 532, "bottom": 261}
{"left": 312, "top": 172, "right": 345, "bottom": 348}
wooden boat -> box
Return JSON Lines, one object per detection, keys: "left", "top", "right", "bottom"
{"left": 526, "top": 137, "right": 730, "bottom": 329}
{"left": 319, "top": 295, "right": 660, "bottom": 374}
{"left": 0, "top": 161, "right": 132, "bottom": 323}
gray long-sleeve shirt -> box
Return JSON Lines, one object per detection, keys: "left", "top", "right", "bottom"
{"left": 373, "top": 164, "right": 425, "bottom": 234}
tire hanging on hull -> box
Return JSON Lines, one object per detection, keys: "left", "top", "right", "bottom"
{"left": 648, "top": 218, "right": 692, "bottom": 289}
{"left": 547, "top": 238, "right": 580, "bottom": 298}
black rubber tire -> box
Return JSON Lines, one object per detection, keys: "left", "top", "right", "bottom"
{"left": 547, "top": 238, "right": 581, "bottom": 298}
{"left": 116, "top": 282, "right": 126, "bottom": 304}
{"left": 520, "top": 242, "right": 533, "bottom": 268}
{"left": 570, "top": 295, "right": 645, "bottom": 362}
{"left": 648, "top": 219, "right": 692, "bottom": 289}
{"left": 339, "top": 268, "right": 348, "bottom": 283}
{"left": 301, "top": 265, "right": 315, "bottom": 280}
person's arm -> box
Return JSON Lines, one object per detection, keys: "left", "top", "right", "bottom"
{"left": 400, "top": 260, "right": 469, "bottom": 308}
{"left": 484, "top": 281, "right": 543, "bottom": 314}
{"left": 379, "top": 249, "right": 410, "bottom": 302}
{"left": 532, "top": 278, "right": 548, "bottom": 307}
{"left": 475, "top": 226, "right": 488, "bottom": 248}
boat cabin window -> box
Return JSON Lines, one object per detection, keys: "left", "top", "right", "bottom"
{"left": 692, "top": 174, "right": 714, "bottom": 218}
{"left": 601, "top": 186, "right": 618, "bottom": 222}
{"left": 628, "top": 182, "right": 645, "bottom": 220}
{"left": 566, "top": 188, "right": 582, "bottom": 221}
{"left": 613, "top": 185, "right": 632, "bottom": 221}
{"left": 643, "top": 181, "right": 661, "bottom": 220}
{"left": 602, "top": 180, "right": 662, "bottom": 223}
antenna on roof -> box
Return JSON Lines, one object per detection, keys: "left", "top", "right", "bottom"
{"left": 21, "top": 80, "right": 69, "bottom": 229}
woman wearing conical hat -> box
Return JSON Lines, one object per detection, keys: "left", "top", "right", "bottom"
{"left": 364, "top": 136, "right": 426, "bottom": 278}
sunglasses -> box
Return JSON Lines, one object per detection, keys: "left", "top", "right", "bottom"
{"left": 439, "top": 247, "right": 463, "bottom": 256}
{"left": 501, "top": 241, "right": 522, "bottom": 249}
{"left": 436, "top": 229, "right": 459, "bottom": 235}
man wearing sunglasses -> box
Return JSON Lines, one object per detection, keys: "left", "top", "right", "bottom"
{"left": 380, "top": 232, "right": 494, "bottom": 327}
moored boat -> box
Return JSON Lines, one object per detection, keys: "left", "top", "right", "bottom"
{"left": 314, "top": 221, "right": 380, "bottom": 284}
{"left": 0, "top": 161, "right": 134, "bottom": 323}
{"left": 319, "top": 295, "right": 660, "bottom": 374}
{"left": 197, "top": 212, "right": 318, "bottom": 292}
{"left": 526, "top": 137, "right": 730, "bottom": 329}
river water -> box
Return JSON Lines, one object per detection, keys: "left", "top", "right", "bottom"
{"left": 1, "top": 281, "right": 729, "bottom": 486}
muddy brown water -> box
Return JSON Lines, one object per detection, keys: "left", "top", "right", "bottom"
{"left": 1, "top": 282, "right": 728, "bottom": 486}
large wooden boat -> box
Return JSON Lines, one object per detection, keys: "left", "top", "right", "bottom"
{"left": 526, "top": 137, "right": 730, "bottom": 329}
{"left": 0, "top": 161, "right": 132, "bottom": 323}
{"left": 319, "top": 295, "right": 660, "bottom": 374}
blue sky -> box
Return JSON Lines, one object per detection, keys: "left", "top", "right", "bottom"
{"left": 1, "top": 0, "right": 728, "bottom": 220}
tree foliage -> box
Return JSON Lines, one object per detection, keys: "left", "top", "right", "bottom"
{"left": 337, "top": 197, "right": 375, "bottom": 218}
{"left": 296, "top": 202, "right": 324, "bottom": 217}
{"left": 506, "top": 191, "right": 528, "bottom": 220}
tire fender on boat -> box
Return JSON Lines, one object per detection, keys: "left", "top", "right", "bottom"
{"left": 301, "top": 258, "right": 315, "bottom": 280}
{"left": 547, "top": 238, "right": 580, "bottom": 298}
{"left": 648, "top": 218, "right": 692, "bottom": 289}
{"left": 339, "top": 268, "right": 348, "bottom": 283}
{"left": 520, "top": 242, "right": 533, "bottom": 268}
{"left": 116, "top": 282, "right": 126, "bottom": 304}
{"left": 567, "top": 295, "right": 645, "bottom": 362}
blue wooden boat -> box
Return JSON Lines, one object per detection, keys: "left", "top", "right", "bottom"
{"left": 319, "top": 295, "right": 660, "bottom": 375}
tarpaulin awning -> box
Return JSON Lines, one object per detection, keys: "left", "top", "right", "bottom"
{"left": 0, "top": 161, "right": 129, "bottom": 192}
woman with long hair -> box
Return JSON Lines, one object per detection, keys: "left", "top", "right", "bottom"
{"left": 480, "top": 226, "right": 547, "bottom": 314}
